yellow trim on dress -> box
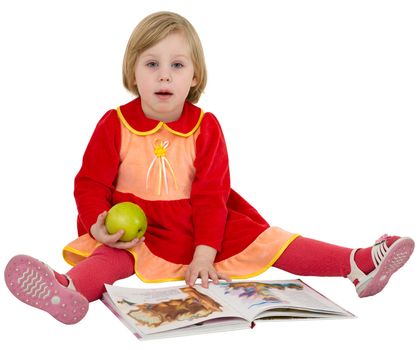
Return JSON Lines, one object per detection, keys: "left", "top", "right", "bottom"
{"left": 116, "top": 106, "right": 204, "bottom": 138}
{"left": 127, "top": 234, "right": 301, "bottom": 283}
{"left": 62, "top": 228, "right": 300, "bottom": 283}
{"left": 227, "top": 233, "right": 300, "bottom": 279}
{"left": 62, "top": 246, "right": 88, "bottom": 267}
{"left": 128, "top": 247, "right": 185, "bottom": 283}
{"left": 116, "top": 107, "right": 162, "bottom": 136}
{"left": 163, "top": 110, "right": 204, "bottom": 137}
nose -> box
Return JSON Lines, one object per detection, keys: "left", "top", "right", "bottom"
{"left": 159, "top": 76, "right": 171, "bottom": 82}
{"left": 159, "top": 69, "right": 171, "bottom": 82}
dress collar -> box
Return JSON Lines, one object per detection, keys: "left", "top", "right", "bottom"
{"left": 116, "top": 98, "right": 204, "bottom": 137}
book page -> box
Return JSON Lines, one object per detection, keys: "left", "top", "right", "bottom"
{"left": 205, "top": 280, "right": 352, "bottom": 321}
{"left": 104, "top": 284, "right": 244, "bottom": 335}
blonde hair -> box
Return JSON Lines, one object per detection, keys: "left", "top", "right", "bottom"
{"left": 123, "top": 11, "right": 207, "bottom": 104}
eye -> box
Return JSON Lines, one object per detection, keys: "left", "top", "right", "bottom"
{"left": 146, "top": 61, "right": 158, "bottom": 68}
{"left": 172, "top": 62, "right": 184, "bottom": 69}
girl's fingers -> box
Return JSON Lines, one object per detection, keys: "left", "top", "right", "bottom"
{"left": 185, "top": 266, "right": 231, "bottom": 288}
{"left": 188, "top": 271, "right": 198, "bottom": 287}
{"left": 97, "top": 211, "right": 108, "bottom": 224}
{"left": 201, "top": 271, "right": 209, "bottom": 288}
{"left": 218, "top": 272, "right": 232, "bottom": 282}
{"left": 209, "top": 270, "right": 219, "bottom": 285}
{"left": 111, "top": 238, "right": 140, "bottom": 250}
{"left": 107, "top": 231, "right": 143, "bottom": 249}
{"left": 107, "top": 230, "right": 125, "bottom": 243}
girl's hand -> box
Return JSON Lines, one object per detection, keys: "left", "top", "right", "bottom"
{"left": 90, "top": 211, "right": 143, "bottom": 249}
{"left": 185, "top": 245, "right": 231, "bottom": 288}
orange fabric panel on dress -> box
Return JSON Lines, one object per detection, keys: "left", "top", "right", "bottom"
{"left": 128, "top": 226, "right": 299, "bottom": 282}
{"left": 116, "top": 122, "right": 200, "bottom": 201}
{"left": 130, "top": 227, "right": 299, "bottom": 282}
{"left": 62, "top": 228, "right": 299, "bottom": 283}
{"left": 63, "top": 234, "right": 102, "bottom": 266}
{"left": 128, "top": 243, "right": 187, "bottom": 282}
{"left": 215, "top": 227, "right": 299, "bottom": 278}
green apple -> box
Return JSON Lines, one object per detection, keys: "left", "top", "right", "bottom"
{"left": 105, "top": 202, "right": 148, "bottom": 242}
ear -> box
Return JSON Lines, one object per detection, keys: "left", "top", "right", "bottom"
{"left": 190, "top": 76, "right": 198, "bottom": 88}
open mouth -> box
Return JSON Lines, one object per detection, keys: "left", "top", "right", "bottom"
{"left": 155, "top": 91, "right": 173, "bottom": 96}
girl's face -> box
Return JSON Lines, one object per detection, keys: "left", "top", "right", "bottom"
{"left": 134, "top": 31, "right": 197, "bottom": 122}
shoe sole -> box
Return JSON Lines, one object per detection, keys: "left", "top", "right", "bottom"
{"left": 4, "top": 255, "right": 88, "bottom": 324}
{"left": 358, "top": 237, "right": 415, "bottom": 298}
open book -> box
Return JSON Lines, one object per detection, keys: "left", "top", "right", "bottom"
{"left": 102, "top": 279, "right": 354, "bottom": 340}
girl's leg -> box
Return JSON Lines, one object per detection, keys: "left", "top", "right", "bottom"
{"left": 273, "top": 236, "right": 353, "bottom": 276}
{"left": 66, "top": 245, "right": 135, "bottom": 302}
{"left": 274, "top": 235, "right": 399, "bottom": 277}
{"left": 273, "top": 234, "right": 414, "bottom": 297}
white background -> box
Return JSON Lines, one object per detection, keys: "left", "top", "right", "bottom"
{"left": 1, "top": 0, "right": 418, "bottom": 348}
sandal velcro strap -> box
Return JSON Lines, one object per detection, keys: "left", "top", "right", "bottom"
{"left": 372, "top": 239, "right": 389, "bottom": 267}
{"left": 347, "top": 249, "right": 368, "bottom": 285}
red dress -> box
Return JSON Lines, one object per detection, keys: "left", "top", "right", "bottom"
{"left": 63, "top": 98, "right": 298, "bottom": 282}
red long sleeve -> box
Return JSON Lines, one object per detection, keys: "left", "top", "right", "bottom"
{"left": 190, "top": 113, "right": 230, "bottom": 251}
{"left": 74, "top": 110, "right": 121, "bottom": 235}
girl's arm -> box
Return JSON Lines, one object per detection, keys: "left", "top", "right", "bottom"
{"left": 74, "top": 110, "right": 121, "bottom": 236}
{"left": 186, "top": 113, "right": 232, "bottom": 286}
{"left": 190, "top": 112, "right": 230, "bottom": 251}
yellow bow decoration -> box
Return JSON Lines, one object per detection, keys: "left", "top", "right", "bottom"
{"left": 146, "top": 139, "right": 179, "bottom": 195}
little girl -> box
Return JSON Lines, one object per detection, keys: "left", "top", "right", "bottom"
{"left": 5, "top": 11, "right": 414, "bottom": 325}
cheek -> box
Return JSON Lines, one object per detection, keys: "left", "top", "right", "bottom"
{"left": 134, "top": 65, "right": 149, "bottom": 83}
{"left": 134, "top": 72, "right": 152, "bottom": 94}
{"left": 134, "top": 68, "right": 143, "bottom": 86}
{"left": 180, "top": 70, "right": 197, "bottom": 89}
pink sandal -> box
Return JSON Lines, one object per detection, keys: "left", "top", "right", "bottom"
{"left": 348, "top": 235, "right": 415, "bottom": 298}
{"left": 4, "top": 255, "right": 88, "bottom": 324}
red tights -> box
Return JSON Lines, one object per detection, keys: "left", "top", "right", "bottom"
{"left": 273, "top": 236, "right": 354, "bottom": 276}
{"left": 64, "top": 236, "right": 378, "bottom": 302}
{"left": 66, "top": 245, "right": 134, "bottom": 302}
